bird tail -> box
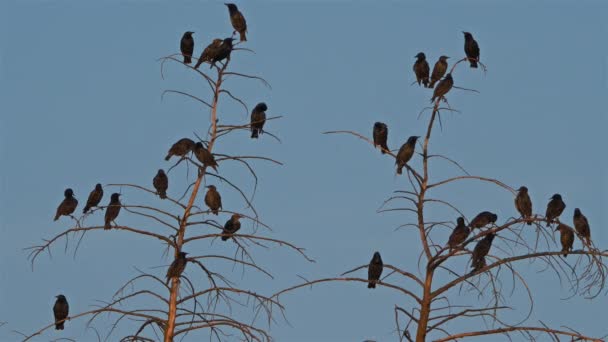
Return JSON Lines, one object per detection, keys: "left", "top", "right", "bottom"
{"left": 562, "top": 249, "right": 568, "bottom": 258}
{"left": 160, "top": 192, "right": 167, "bottom": 199}
{"left": 546, "top": 220, "right": 551, "bottom": 227}
{"left": 194, "top": 59, "right": 203, "bottom": 70}
{"left": 164, "top": 154, "right": 171, "bottom": 161}
{"left": 104, "top": 220, "right": 111, "bottom": 230}
{"left": 221, "top": 235, "right": 230, "bottom": 241}
{"left": 54, "top": 214, "right": 59, "bottom": 221}
{"left": 423, "top": 79, "right": 429, "bottom": 88}
{"left": 469, "top": 60, "right": 478, "bottom": 68}
{"left": 368, "top": 282, "right": 376, "bottom": 289}
{"left": 83, "top": 206, "right": 90, "bottom": 214}
{"left": 240, "top": 31, "right": 247, "bottom": 42}
{"left": 381, "top": 144, "right": 388, "bottom": 154}
{"left": 430, "top": 96, "right": 436, "bottom": 103}
{"left": 55, "top": 322, "right": 64, "bottom": 330}
{"left": 396, "top": 165, "right": 403, "bottom": 175}
{"left": 429, "top": 80, "right": 436, "bottom": 88}
{"left": 212, "top": 209, "right": 218, "bottom": 215}
{"left": 184, "top": 55, "right": 192, "bottom": 64}
{"left": 251, "top": 129, "right": 259, "bottom": 139}
{"left": 526, "top": 219, "right": 532, "bottom": 226}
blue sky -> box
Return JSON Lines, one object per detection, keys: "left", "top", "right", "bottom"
{"left": 1, "top": 0, "right": 607, "bottom": 341}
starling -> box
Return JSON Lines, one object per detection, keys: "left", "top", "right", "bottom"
{"left": 395, "top": 136, "right": 419, "bottom": 175}
{"left": 204, "top": 185, "right": 222, "bottom": 215}
{"left": 250, "top": 102, "right": 267, "bottom": 139}
{"left": 545, "top": 194, "right": 566, "bottom": 226}
{"left": 514, "top": 186, "right": 533, "bottom": 225}
{"left": 166, "top": 251, "right": 188, "bottom": 285}
{"left": 471, "top": 233, "right": 495, "bottom": 272}
{"left": 210, "top": 38, "right": 236, "bottom": 67}
{"left": 53, "top": 295, "right": 69, "bottom": 330}
{"left": 153, "top": 169, "right": 169, "bottom": 199}
{"left": 469, "top": 211, "right": 498, "bottom": 229}
{"left": 180, "top": 31, "right": 194, "bottom": 64}
{"left": 573, "top": 208, "right": 591, "bottom": 246}
{"left": 413, "top": 52, "right": 430, "bottom": 88}
{"left": 447, "top": 217, "right": 470, "bottom": 250}
{"left": 83, "top": 184, "right": 103, "bottom": 214}
{"left": 225, "top": 3, "right": 247, "bottom": 42}
{"left": 430, "top": 73, "right": 453, "bottom": 103}
{"left": 194, "top": 142, "right": 218, "bottom": 171}
{"left": 222, "top": 214, "right": 242, "bottom": 241}
{"left": 372, "top": 122, "right": 389, "bottom": 154}
{"left": 194, "top": 39, "right": 223, "bottom": 69}
{"left": 165, "top": 138, "right": 195, "bottom": 161}
{"left": 367, "top": 251, "right": 383, "bottom": 289}
{"left": 104, "top": 193, "right": 122, "bottom": 230}
{"left": 54, "top": 188, "right": 78, "bottom": 221}
{"left": 463, "top": 31, "right": 480, "bottom": 68}
{"left": 555, "top": 223, "right": 574, "bottom": 257}
{"left": 429, "top": 56, "right": 449, "bottom": 88}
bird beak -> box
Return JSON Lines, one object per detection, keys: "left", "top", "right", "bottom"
{"left": 446, "top": 57, "right": 450, "bottom": 59}
{"left": 462, "top": 31, "right": 466, "bottom": 34}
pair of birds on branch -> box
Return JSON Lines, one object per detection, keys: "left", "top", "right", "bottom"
{"left": 371, "top": 122, "right": 419, "bottom": 175}
{"left": 446, "top": 214, "right": 498, "bottom": 272}
{"left": 54, "top": 186, "right": 122, "bottom": 230}
{"left": 201, "top": 185, "right": 243, "bottom": 241}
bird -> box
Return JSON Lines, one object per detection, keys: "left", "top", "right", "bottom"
{"left": 367, "top": 252, "right": 383, "bottom": 289}
{"left": 545, "top": 194, "right": 566, "bottom": 227}
{"left": 395, "top": 136, "right": 419, "bottom": 175}
{"left": 514, "top": 186, "right": 533, "bottom": 225}
{"left": 222, "top": 214, "right": 242, "bottom": 241}
{"left": 448, "top": 217, "right": 470, "bottom": 250}
{"left": 180, "top": 31, "right": 194, "bottom": 64}
{"left": 165, "top": 138, "right": 195, "bottom": 161}
{"left": 555, "top": 223, "right": 574, "bottom": 257}
{"left": 471, "top": 233, "right": 495, "bottom": 272}
{"left": 463, "top": 31, "right": 480, "bottom": 68}
{"left": 469, "top": 211, "right": 498, "bottom": 229}
{"left": 429, "top": 56, "right": 449, "bottom": 88}
{"left": 83, "top": 184, "right": 103, "bottom": 214}
{"left": 193, "top": 142, "right": 218, "bottom": 171}
{"left": 204, "top": 185, "right": 222, "bottom": 215}
{"left": 372, "top": 122, "right": 389, "bottom": 154}
{"left": 573, "top": 208, "right": 591, "bottom": 246}
{"left": 225, "top": 3, "right": 247, "bottom": 42}
{"left": 153, "top": 169, "right": 169, "bottom": 199}
{"left": 413, "top": 52, "right": 430, "bottom": 88}
{"left": 430, "top": 73, "right": 453, "bottom": 103}
{"left": 166, "top": 251, "right": 188, "bottom": 285}
{"left": 250, "top": 102, "right": 267, "bottom": 139}
{"left": 54, "top": 188, "right": 78, "bottom": 221}
{"left": 104, "top": 193, "right": 122, "bottom": 230}
{"left": 194, "top": 39, "right": 223, "bottom": 69}
{"left": 210, "top": 38, "right": 236, "bottom": 67}
{"left": 53, "top": 295, "right": 69, "bottom": 330}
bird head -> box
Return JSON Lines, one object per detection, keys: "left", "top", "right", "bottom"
{"left": 56, "top": 294, "right": 67, "bottom": 301}
{"left": 440, "top": 55, "right": 449, "bottom": 61}
{"left": 372, "top": 251, "right": 382, "bottom": 263}
{"left": 225, "top": 3, "right": 238, "bottom": 11}
{"left": 462, "top": 31, "right": 473, "bottom": 39}
{"left": 255, "top": 102, "right": 268, "bottom": 112}
{"left": 179, "top": 251, "right": 189, "bottom": 258}
{"left": 195, "top": 142, "right": 204, "bottom": 149}
{"left": 111, "top": 193, "right": 121, "bottom": 201}
{"left": 184, "top": 31, "right": 194, "bottom": 37}
{"left": 490, "top": 213, "right": 498, "bottom": 223}
{"left": 485, "top": 233, "right": 496, "bottom": 242}
{"left": 223, "top": 37, "right": 236, "bottom": 45}
{"left": 414, "top": 52, "right": 426, "bottom": 60}
{"left": 445, "top": 73, "right": 453, "bottom": 80}
{"left": 574, "top": 208, "right": 581, "bottom": 216}
{"left": 407, "top": 136, "right": 421, "bottom": 144}
{"left": 457, "top": 217, "right": 465, "bottom": 226}
{"left": 64, "top": 188, "right": 74, "bottom": 197}
{"left": 206, "top": 185, "right": 217, "bottom": 190}
{"left": 518, "top": 186, "right": 528, "bottom": 193}
{"left": 232, "top": 213, "right": 242, "bottom": 220}
{"left": 95, "top": 183, "right": 103, "bottom": 190}
{"left": 550, "top": 194, "right": 562, "bottom": 201}
{"left": 158, "top": 169, "right": 165, "bottom": 175}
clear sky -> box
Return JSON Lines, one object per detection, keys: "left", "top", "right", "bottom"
{"left": 1, "top": 0, "right": 607, "bottom": 341}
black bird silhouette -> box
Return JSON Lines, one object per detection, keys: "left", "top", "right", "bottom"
{"left": 166, "top": 252, "right": 188, "bottom": 285}
{"left": 367, "top": 251, "right": 383, "bottom": 289}
{"left": 448, "top": 217, "right": 470, "bottom": 250}
{"left": 545, "top": 194, "right": 566, "bottom": 226}
{"left": 104, "top": 193, "right": 121, "bottom": 230}
{"left": 555, "top": 223, "right": 574, "bottom": 257}
{"left": 180, "top": 31, "right": 194, "bottom": 64}
{"left": 471, "top": 233, "right": 495, "bottom": 272}
{"left": 469, "top": 211, "right": 498, "bottom": 229}
{"left": 573, "top": 208, "right": 591, "bottom": 246}
{"left": 430, "top": 73, "right": 453, "bottom": 103}
{"left": 222, "top": 214, "right": 242, "bottom": 241}
{"left": 53, "top": 295, "right": 69, "bottom": 330}
{"left": 83, "top": 184, "right": 103, "bottom": 214}
{"left": 514, "top": 186, "right": 533, "bottom": 225}
{"left": 204, "top": 185, "right": 222, "bottom": 215}
{"left": 395, "top": 136, "right": 419, "bottom": 175}
{"left": 194, "top": 39, "right": 223, "bottom": 69}
{"left": 54, "top": 188, "right": 78, "bottom": 221}
{"left": 225, "top": 3, "right": 247, "bottom": 42}
{"left": 372, "top": 122, "right": 389, "bottom": 154}
{"left": 429, "top": 56, "right": 449, "bottom": 88}
{"left": 194, "top": 142, "right": 218, "bottom": 171}
{"left": 153, "top": 169, "right": 169, "bottom": 199}
{"left": 165, "top": 138, "right": 195, "bottom": 161}
{"left": 210, "top": 38, "right": 235, "bottom": 67}
{"left": 250, "top": 102, "right": 267, "bottom": 139}
{"left": 413, "top": 52, "right": 430, "bottom": 88}
{"left": 463, "top": 31, "right": 480, "bottom": 68}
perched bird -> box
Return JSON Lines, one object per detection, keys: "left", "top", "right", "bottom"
{"left": 153, "top": 169, "right": 169, "bottom": 199}
{"left": 194, "top": 142, "right": 218, "bottom": 171}
{"left": 225, "top": 3, "right": 247, "bottom": 42}
{"left": 104, "top": 193, "right": 122, "bottom": 230}
{"left": 250, "top": 102, "right": 267, "bottom": 139}
{"left": 83, "top": 184, "right": 104, "bottom": 214}
{"left": 204, "top": 185, "right": 222, "bottom": 215}
{"left": 222, "top": 214, "right": 242, "bottom": 241}
{"left": 372, "top": 122, "right": 389, "bottom": 154}
{"left": 165, "top": 138, "right": 195, "bottom": 161}
{"left": 430, "top": 73, "right": 453, "bottom": 103}
{"left": 573, "top": 208, "right": 591, "bottom": 246}
{"left": 555, "top": 224, "right": 574, "bottom": 257}
{"left": 429, "top": 56, "right": 449, "bottom": 88}
{"left": 210, "top": 38, "right": 236, "bottom": 67}
{"left": 53, "top": 295, "right": 69, "bottom": 330}
{"left": 448, "top": 217, "right": 470, "bottom": 250}
{"left": 166, "top": 251, "right": 188, "bottom": 285}
{"left": 469, "top": 211, "right": 498, "bottom": 229}
{"left": 545, "top": 194, "right": 566, "bottom": 226}
{"left": 395, "top": 136, "right": 419, "bottom": 175}
{"left": 180, "top": 31, "right": 194, "bottom": 64}
{"left": 471, "top": 233, "right": 495, "bottom": 272}
{"left": 463, "top": 31, "right": 480, "bottom": 68}
{"left": 514, "top": 186, "right": 533, "bottom": 225}
{"left": 367, "top": 252, "right": 383, "bottom": 289}
{"left": 194, "top": 39, "right": 223, "bottom": 69}
{"left": 54, "top": 188, "right": 78, "bottom": 221}
{"left": 413, "top": 52, "right": 430, "bottom": 88}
